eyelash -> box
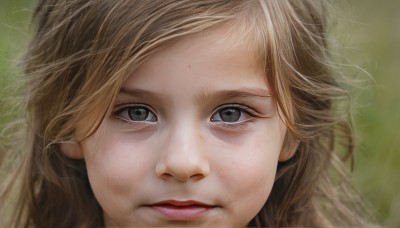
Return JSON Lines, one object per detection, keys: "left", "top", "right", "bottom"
{"left": 112, "top": 103, "right": 260, "bottom": 129}
{"left": 112, "top": 103, "right": 158, "bottom": 125}
{"left": 210, "top": 103, "right": 259, "bottom": 130}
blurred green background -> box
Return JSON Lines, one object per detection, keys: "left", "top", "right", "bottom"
{"left": 0, "top": 0, "right": 399, "bottom": 226}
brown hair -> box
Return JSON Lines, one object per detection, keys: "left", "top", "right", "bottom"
{"left": 0, "top": 0, "right": 373, "bottom": 227}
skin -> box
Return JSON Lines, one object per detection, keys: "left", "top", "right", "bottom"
{"left": 65, "top": 25, "right": 294, "bottom": 227}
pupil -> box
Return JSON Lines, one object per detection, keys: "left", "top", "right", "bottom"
{"left": 128, "top": 107, "right": 149, "bottom": 121}
{"left": 220, "top": 108, "right": 240, "bottom": 122}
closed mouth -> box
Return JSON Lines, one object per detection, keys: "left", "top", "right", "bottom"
{"left": 147, "top": 200, "right": 218, "bottom": 220}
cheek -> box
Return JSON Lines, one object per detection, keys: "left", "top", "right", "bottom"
{"left": 224, "top": 146, "right": 279, "bottom": 211}
{"left": 213, "top": 125, "right": 284, "bottom": 223}
{"left": 81, "top": 128, "right": 155, "bottom": 213}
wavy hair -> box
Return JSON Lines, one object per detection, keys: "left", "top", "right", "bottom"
{"left": 0, "top": 0, "right": 372, "bottom": 227}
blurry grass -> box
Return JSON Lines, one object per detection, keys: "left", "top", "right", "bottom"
{"left": 346, "top": 0, "right": 400, "bottom": 227}
{"left": 0, "top": 0, "right": 32, "bottom": 127}
{"left": 0, "top": 0, "right": 399, "bottom": 227}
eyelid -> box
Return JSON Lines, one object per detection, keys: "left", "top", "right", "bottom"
{"left": 212, "top": 119, "right": 257, "bottom": 131}
{"left": 113, "top": 103, "right": 157, "bottom": 114}
{"left": 210, "top": 103, "right": 259, "bottom": 131}
{"left": 112, "top": 103, "right": 158, "bottom": 122}
{"left": 212, "top": 103, "right": 261, "bottom": 118}
{"left": 210, "top": 103, "right": 260, "bottom": 128}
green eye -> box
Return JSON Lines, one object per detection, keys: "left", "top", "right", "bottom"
{"left": 211, "top": 105, "right": 251, "bottom": 123}
{"left": 211, "top": 104, "right": 258, "bottom": 125}
{"left": 128, "top": 107, "right": 149, "bottom": 121}
{"left": 218, "top": 108, "right": 241, "bottom": 122}
{"left": 115, "top": 105, "right": 157, "bottom": 122}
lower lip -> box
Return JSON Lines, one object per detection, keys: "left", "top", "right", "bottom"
{"left": 150, "top": 204, "right": 215, "bottom": 220}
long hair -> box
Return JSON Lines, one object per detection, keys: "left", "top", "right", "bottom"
{"left": 0, "top": 0, "right": 372, "bottom": 227}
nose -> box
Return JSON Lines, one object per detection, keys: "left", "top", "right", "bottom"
{"left": 155, "top": 123, "right": 210, "bottom": 182}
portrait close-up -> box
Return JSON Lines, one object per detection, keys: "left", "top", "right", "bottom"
{"left": 0, "top": 0, "right": 399, "bottom": 227}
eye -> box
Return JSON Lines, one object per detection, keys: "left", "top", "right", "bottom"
{"left": 211, "top": 105, "right": 253, "bottom": 123}
{"left": 115, "top": 105, "right": 157, "bottom": 122}
{"left": 213, "top": 107, "right": 241, "bottom": 122}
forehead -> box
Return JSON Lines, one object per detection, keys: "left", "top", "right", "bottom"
{"left": 124, "top": 23, "right": 266, "bottom": 90}
{"left": 170, "top": 22, "right": 260, "bottom": 59}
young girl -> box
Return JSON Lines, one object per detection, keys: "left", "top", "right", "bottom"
{"left": 0, "top": 0, "right": 374, "bottom": 227}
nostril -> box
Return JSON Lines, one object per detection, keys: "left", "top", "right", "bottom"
{"left": 157, "top": 171, "right": 206, "bottom": 182}
{"left": 190, "top": 173, "right": 205, "bottom": 181}
{"left": 159, "top": 173, "right": 173, "bottom": 180}
{"left": 154, "top": 147, "right": 210, "bottom": 182}
{"left": 163, "top": 173, "right": 190, "bottom": 182}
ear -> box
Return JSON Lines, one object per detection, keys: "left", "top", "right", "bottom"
{"left": 279, "top": 139, "right": 300, "bottom": 162}
{"left": 60, "top": 142, "right": 84, "bottom": 159}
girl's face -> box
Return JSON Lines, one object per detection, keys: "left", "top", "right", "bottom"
{"left": 79, "top": 25, "right": 289, "bottom": 227}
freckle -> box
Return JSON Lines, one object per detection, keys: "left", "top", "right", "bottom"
{"left": 187, "top": 64, "right": 192, "bottom": 68}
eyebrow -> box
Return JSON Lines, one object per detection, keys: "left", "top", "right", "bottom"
{"left": 194, "top": 87, "right": 271, "bottom": 104}
{"left": 119, "top": 86, "right": 271, "bottom": 103}
{"left": 119, "top": 87, "right": 162, "bottom": 99}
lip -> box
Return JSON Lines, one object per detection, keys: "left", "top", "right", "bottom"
{"left": 147, "top": 200, "right": 217, "bottom": 220}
